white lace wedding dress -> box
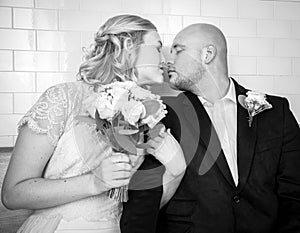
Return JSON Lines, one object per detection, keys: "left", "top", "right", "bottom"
{"left": 17, "top": 81, "right": 121, "bottom": 233}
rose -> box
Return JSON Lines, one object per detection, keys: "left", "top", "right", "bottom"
{"left": 121, "top": 100, "right": 146, "bottom": 126}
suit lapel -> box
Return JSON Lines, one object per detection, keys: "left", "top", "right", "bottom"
{"left": 182, "top": 92, "right": 235, "bottom": 188}
{"left": 233, "top": 80, "right": 257, "bottom": 192}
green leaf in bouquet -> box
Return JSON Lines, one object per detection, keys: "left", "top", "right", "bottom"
{"left": 142, "top": 99, "right": 161, "bottom": 117}
{"left": 112, "top": 127, "right": 137, "bottom": 154}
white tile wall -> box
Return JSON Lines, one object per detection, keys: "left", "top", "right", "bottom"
{"left": 228, "top": 56, "right": 257, "bottom": 75}
{"left": 14, "top": 51, "right": 59, "bottom": 71}
{"left": 13, "top": 8, "right": 58, "bottom": 30}
{"left": 0, "top": 0, "right": 300, "bottom": 146}
{"left": 183, "top": 16, "right": 220, "bottom": 28}
{"left": 80, "top": 0, "right": 122, "bottom": 12}
{"left": 0, "top": 7, "right": 12, "bottom": 28}
{"left": 0, "top": 29, "right": 35, "bottom": 50}
{"left": 293, "top": 58, "right": 300, "bottom": 76}
{"left": 123, "top": 0, "right": 162, "bottom": 14}
{"left": 59, "top": 10, "right": 102, "bottom": 31}
{"left": 274, "top": 39, "right": 300, "bottom": 57}
{"left": 35, "top": 0, "right": 80, "bottom": 10}
{"left": 257, "top": 20, "right": 291, "bottom": 38}
{"left": 164, "top": 0, "right": 200, "bottom": 16}
{"left": 0, "top": 0, "right": 34, "bottom": 8}
{"left": 0, "top": 51, "right": 13, "bottom": 71}
{"left": 220, "top": 18, "right": 256, "bottom": 37}
{"left": 238, "top": 0, "right": 274, "bottom": 19}
{"left": 201, "top": 0, "right": 238, "bottom": 18}
{"left": 14, "top": 93, "right": 40, "bottom": 113}
{"left": 239, "top": 38, "right": 274, "bottom": 57}
{"left": 0, "top": 93, "right": 13, "bottom": 113}
{"left": 257, "top": 57, "right": 292, "bottom": 76}
{"left": 36, "top": 72, "right": 76, "bottom": 92}
{"left": 292, "top": 21, "right": 300, "bottom": 39}
{"left": 37, "top": 31, "right": 81, "bottom": 51}
{"left": 0, "top": 72, "right": 35, "bottom": 92}
{"left": 275, "top": 2, "right": 300, "bottom": 20}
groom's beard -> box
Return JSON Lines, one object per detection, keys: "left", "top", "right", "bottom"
{"left": 169, "top": 71, "right": 202, "bottom": 93}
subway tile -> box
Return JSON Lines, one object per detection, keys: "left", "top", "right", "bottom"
{"left": 0, "top": 7, "right": 12, "bottom": 27}
{"left": 228, "top": 56, "right": 256, "bottom": 75}
{"left": 14, "top": 51, "right": 59, "bottom": 71}
{"left": 239, "top": 38, "right": 274, "bottom": 57}
{"left": 275, "top": 39, "right": 300, "bottom": 57}
{"left": 220, "top": 18, "right": 256, "bottom": 37}
{"left": 285, "top": 94, "right": 300, "bottom": 123}
{"left": 37, "top": 31, "right": 81, "bottom": 51}
{"left": 0, "top": 51, "right": 13, "bottom": 71}
{"left": 59, "top": 52, "right": 82, "bottom": 72}
{"left": 0, "top": 93, "right": 13, "bottom": 113}
{"left": 81, "top": 31, "right": 95, "bottom": 49}
{"left": 147, "top": 15, "right": 182, "bottom": 34}
{"left": 13, "top": 8, "right": 58, "bottom": 30}
{"left": 273, "top": 77, "right": 300, "bottom": 94}
{"left": 292, "top": 21, "right": 300, "bottom": 39}
{"left": 163, "top": 34, "right": 175, "bottom": 46}
{"left": 275, "top": 1, "right": 300, "bottom": 20}
{"left": 80, "top": 0, "right": 122, "bottom": 12}
{"left": 257, "top": 20, "right": 291, "bottom": 38}
{"left": 35, "top": 0, "right": 80, "bottom": 10}
{"left": 0, "top": 29, "right": 35, "bottom": 50}
{"left": 122, "top": 0, "right": 162, "bottom": 14}
{"left": 59, "top": 10, "right": 102, "bottom": 31}
{"left": 227, "top": 37, "right": 239, "bottom": 56}
{"left": 237, "top": 76, "right": 274, "bottom": 94}
{"left": 0, "top": 72, "right": 35, "bottom": 92}
{"left": 183, "top": 16, "right": 220, "bottom": 28}
{"left": 0, "top": 136, "right": 14, "bottom": 147}
{"left": 257, "top": 57, "right": 291, "bottom": 76}
{"left": 0, "top": 114, "right": 22, "bottom": 135}
{"left": 163, "top": 0, "right": 200, "bottom": 16}
{"left": 293, "top": 58, "right": 300, "bottom": 76}
{"left": 36, "top": 72, "right": 75, "bottom": 92}
{"left": 14, "top": 93, "right": 41, "bottom": 114}
{"left": 238, "top": 0, "right": 273, "bottom": 19}
{"left": 201, "top": 0, "right": 238, "bottom": 18}
{"left": 0, "top": 0, "right": 33, "bottom": 8}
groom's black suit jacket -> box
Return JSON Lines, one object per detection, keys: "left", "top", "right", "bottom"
{"left": 120, "top": 80, "right": 300, "bottom": 233}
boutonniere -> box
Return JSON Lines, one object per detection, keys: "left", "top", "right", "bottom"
{"left": 238, "top": 91, "right": 272, "bottom": 127}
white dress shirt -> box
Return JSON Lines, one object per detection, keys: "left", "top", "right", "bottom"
{"left": 198, "top": 79, "right": 238, "bottom": 186}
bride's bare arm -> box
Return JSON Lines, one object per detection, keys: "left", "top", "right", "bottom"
{"left": 1, "top": 125, "right": 131, "bottom": 210}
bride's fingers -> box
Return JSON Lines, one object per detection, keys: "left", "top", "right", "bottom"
{"left": 110, "top": 153, "right": 130, "bottom": 164}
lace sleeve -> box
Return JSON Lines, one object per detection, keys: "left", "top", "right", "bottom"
{"left": 18, "top": 83, "right": 71, "bottom": 146}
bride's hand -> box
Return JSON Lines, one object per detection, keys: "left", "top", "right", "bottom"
{"left": 90, "top": 152, "right": 132, "bottom": 195}
{"left": 146, "top": 129, "right": 186, "bottom": 177}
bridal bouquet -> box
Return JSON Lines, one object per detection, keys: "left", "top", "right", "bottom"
{"left": 89, "top": 81, "right": 167, "bottom": 202}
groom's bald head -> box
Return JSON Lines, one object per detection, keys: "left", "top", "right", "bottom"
{"left": 173, "top": 23, "right": 228, "bottom": 63}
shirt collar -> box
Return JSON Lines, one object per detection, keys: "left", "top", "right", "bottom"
{"left": 198, "top": 78, "right": 237, "bottom": 106}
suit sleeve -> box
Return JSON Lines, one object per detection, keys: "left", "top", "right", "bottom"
{"left": 277, "top": 98, "right": 300, "bottom": 232}
{"left": 120, "top": 101, "right": 181, "bottom": 233}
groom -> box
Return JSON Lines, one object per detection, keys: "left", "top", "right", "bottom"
{"left": 156, "top": 24, "right": 300, "bottom": 233}
{"left": 120, "top": 23, "right": 300, "bottom": 233}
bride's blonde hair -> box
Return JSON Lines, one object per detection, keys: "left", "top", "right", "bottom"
{"left": 78, "top": 15, "right": 157, "bottom": 85}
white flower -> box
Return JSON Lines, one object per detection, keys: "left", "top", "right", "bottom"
{"left": 239, "top": 90, "right": 272, "bottom": 127}
{"left": 121, "top": 100, "right": 146, "bottom": 126}
{"left": 130, "top": 85, "right": 158, "bottom": 100}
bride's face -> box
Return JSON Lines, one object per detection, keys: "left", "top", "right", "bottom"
{"left": 134, "top": 31, "right": 164, "bottom": 86}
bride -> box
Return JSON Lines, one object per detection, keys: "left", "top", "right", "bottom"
{"left": 1, "top": 15, "right": 186, "bottom": 233}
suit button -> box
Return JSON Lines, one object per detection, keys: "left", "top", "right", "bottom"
{"left": 233, "top": 195, "right": 240, "bottom": 204}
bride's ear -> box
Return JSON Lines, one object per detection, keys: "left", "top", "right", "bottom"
{"left": 124, "top": 38, "right": 134, "bottom": 52}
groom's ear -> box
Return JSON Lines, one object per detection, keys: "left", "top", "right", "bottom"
{"left": 202, "top": 45, "right": 216, "bottom": 64}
